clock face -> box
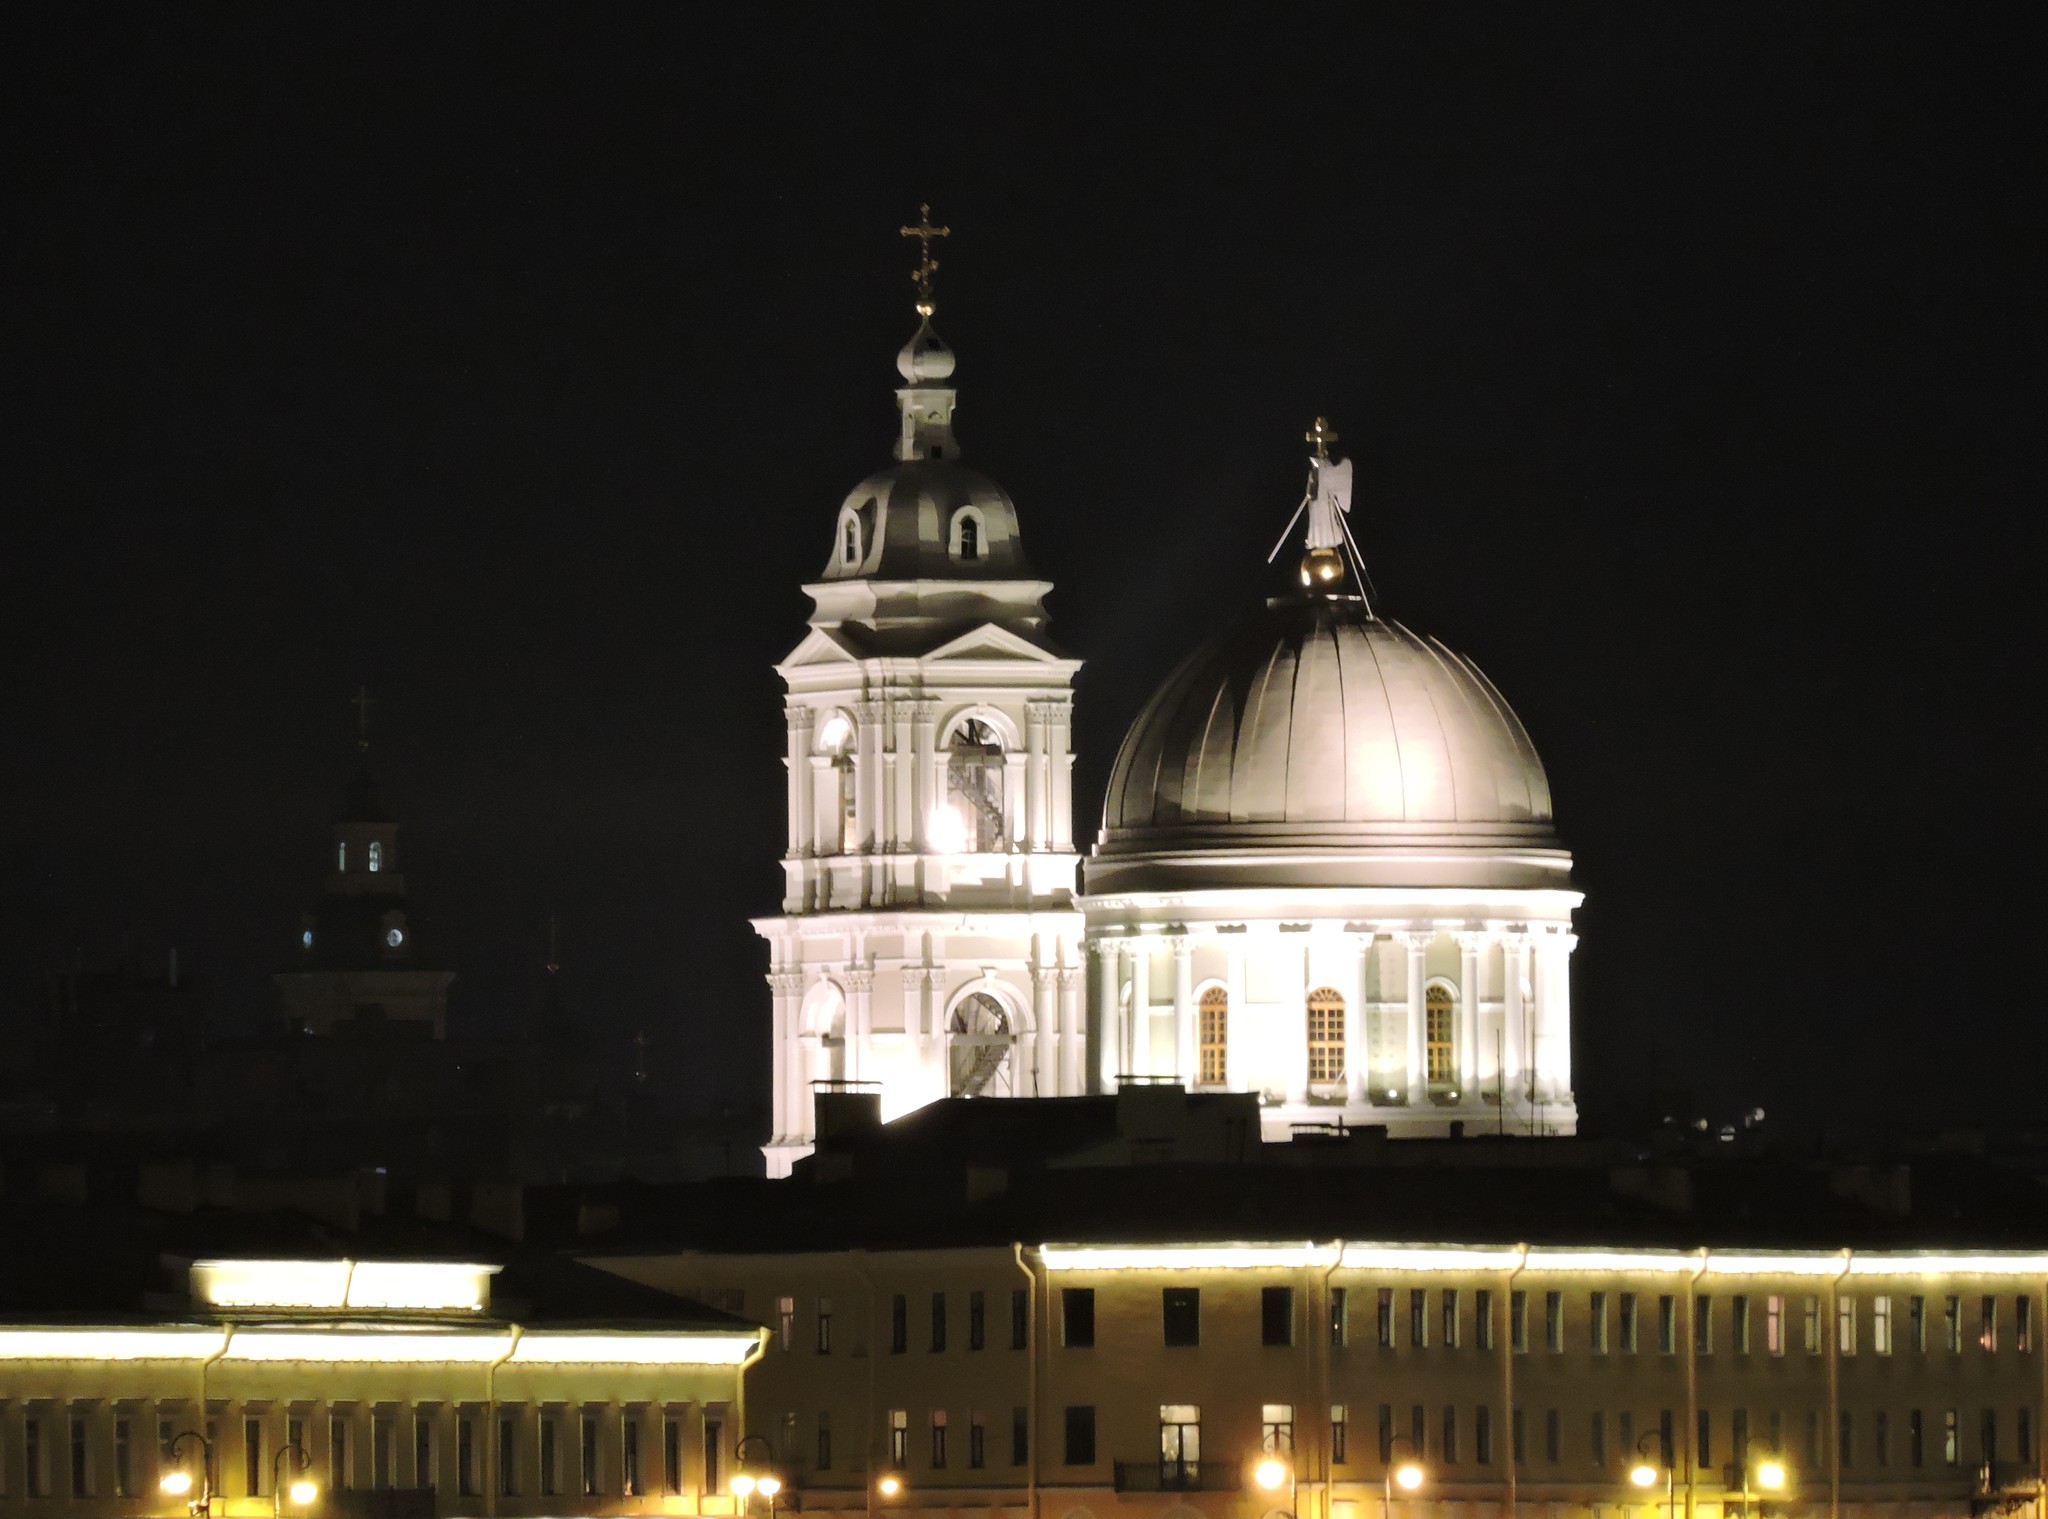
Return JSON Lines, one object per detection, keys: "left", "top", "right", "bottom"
{"left": 385, "top": 928, "right": 405, "bottom": 948}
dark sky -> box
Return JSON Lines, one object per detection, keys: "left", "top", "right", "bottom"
{"left": 4, "top": 8, "right": 2040, "bottom": 1136}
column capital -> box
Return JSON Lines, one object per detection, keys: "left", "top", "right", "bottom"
{"left": 854, "top": 700, "right": 886, "bottom": 723}
{"left": 907, "top": 701, "right": 939, "bottom": 724}
{"left": 1166, "top": 933, "right": 1191, "bottom": 957}
{"left": 1396, "top": 928, "right": 1436, "bottom": 952}
{"left": 843, "top": 966, "right": 875, "bottom": 993}
{"left": 1057, "top": 965, "right": 1084, "bottom": 988}
{"left": 785, "top": 705, "right": 816, "bottom": 730}
{"left": 902, "top": 965, "right": 940, "bottom": 990}
{"left": 767, "top": 971, "right": 805, "bottom": 996}
{"left": 1454, "top": 930, "right": 1494, "bottom": 953}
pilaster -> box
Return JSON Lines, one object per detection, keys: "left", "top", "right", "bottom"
{"left": 1456, "top": 931, "right": 1489, "bottom": 1092}
{"left": 1398, "top": 929, "right": 1433, "bottom": 1104}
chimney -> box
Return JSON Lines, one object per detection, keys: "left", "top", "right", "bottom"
{"left": 814, "top": 1089, "right": 883, "bottom": 1143}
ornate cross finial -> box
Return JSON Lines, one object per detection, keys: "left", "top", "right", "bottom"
{"left": 898, "top": 203, "right": 951, "bottom": 315}
{"left": 352, "top": 686, "right": 374, "bottom": 753}
{"left": 1306, "top": 416, "right": 1340, "bottom": 462}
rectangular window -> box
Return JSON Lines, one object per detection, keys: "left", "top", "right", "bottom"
{"left": 1378, "top": 1287, "right": 1396, "bottom": 1347}
{"left": 1410, "top": 1289, "right": 1428, "bottom": 1348}
{"left": 1910, "top": 1294, "right": 1927, "bottom": 1351}
{"left": 1981, "top": 1410, "right": 1997, "bottom": 1466}
{"left": 1591, "top": 1291, "right": 1609, "bottom": 1354}
{"left": 1263, "top": 1286, "right": 1295, "bottom": 1347}
{"left": 1909, "top": 1410, "right": 1924, "bottom": 1468}
{"left": 1840, "top": 1410, "right": 1853, "bottom": 1468}
{"left": 2020, "top": 1295, "right": 2035, "bottom": 1354}
{"left": 1477, "top": 1288, "right": 1495, "bottom": 1350}
{"left": 1012, "top": 1287, "right": 1029, "bottom": 1349}
{"left": 541, "top": 1414, "right": 560, "bottom": 1496}
{"left": 1698, "top": 1409, "right": 1711, "bottom": 1468}
{"left": 1332, "top": 1405, "right": 1349, "bottom": 1465}
{"left": 1766, "top": 1294, "right": 1784, "bottom": 1355}
{"left": 1331, "top": 1286, "right": 1349, "bottom": 1347}
{"left": 460, "top": 1417, "right": 480, "bottom": 1498}
{"left": 622, "top": 1418, "right": 642, "bottom": 1498}
{"left": 331, "top": 1415, "right": 350, "bottom": 1491}
{"left": 1980, "top": 1296, "right": 1998, "bottom": 1352}
{"left": 1264, "top": 1404, "right": 1296, "bottom": 1454}
{"left": 1620, "top": 1411, "right": 1635, "bottom": 1462}
{"left": 498, "top": 1414, "right": 518, "bottom": 1497}
{"left": 930, "top": 1410, "right": 948, "bottom": 1469}
{"left": 704, "top": 1419, "right": 722, "bottom": 1495}
{"left": 970, "top": 1290, "right": 986, "bottom": 1350}
{"left": 1839, "top": 1295, "right": 1858, "bottom": 1355}
{"left": 1012, "top": 1407, "right": 1029, "bottom": 1466}
{"left": 817, "top": 1296, "right": 834, "bottom": 1354}
{"left": 414, "top": 1414, "right": 433, "bottom": 1493}
{"left": 1200, "top": 991, "right": 1228, "bottom": 1083}
{"left": 1875, "top": 1410, "right": 1889, "bottom": 1467}
{"left": 1547, "top": 1291, "right": 1564, "bottom": 1353}
{"left": 2020, "top": 1409, "right": 2033, "bottom": 1465}
{"left": 1620, "top": 1292, "right": 1639, "bottom": 1354}
{"left": 1063, "top": 1407, "right": 1095, "bottom": 1467}
{"left": 778, "top": 1294, "right": 795, "bottom": 1350}
{"left": 1378, "top": 1405, "right": 1394, "bottom": 1464}
{"left": 892, "top": 1293, "right": 908, "bottom": 1353}
{"left": 816, "top": 1411, "right": 833, "bottom": 1471}
{"left": 1443, "top": 1288, "right": 1461, "bottom": 1348}
{"left": 1511, "top": 1289, "right": 1529, "bottom": 1353}
{"left": 969, "top": 1412, "right": 986, "bottom": 1469}
{"left": 663, "top": 1417, "right": 681, "bottom": 1495}
{"left": 1696, "top": 1295, "right": 1714, "bottom": 1355}
{"left": 1159, "top": 1404, "right": 1200, "bottom": 1484}
{"left": 1512, "top": 1408, "right": 1526, "bottom": 1466}
{"left": 889, "top": 1411, "right": 908, "bottom": 1468}
{"left": 1443, "top": 1405, "right": 1459, "bottom": 1464}
{"left": 114, "top": 1417, "right": 132, "bottom": 1498}
{"left": 26, "top": 1417, "right": 47, "bottom": 1498}
{"left": 1659, "top": 1294, "right": 1678, "bottom": 1354}
{"left": 71, "top": 1416, "right": 93, "bottom": 1499}
{"left": 1307, "top": 992, "right": 1345, "bottom": 1082}
{"left": 1765, "top": 1410, "right": 1780, "bottom": 1462}
{"left": 1476, "top": 1405, "right": 1494, "bottom": 1464}
{"left": 1943, "top": 1409, "right": 1958, "bottom": 1466}
{"left": 1592, "top": 1411, "right": 1606, "bottom": 1467}
{"left": 1163, "top": 1287, "right": 1201, "bottom": 1346}
{"left": 930, "top": 1292, "right": 947, "bottom": 1353}
{"left": 1062, "top": 1288, "right": 1095, "bottom": 1348}
{"left": 578, "top": 1412, "right": 597, "bottom": 1497}
{"left": 1805, "top": 1410, "right": 1820, "bottom": 1470}
{"left": 1945, "top": 1295, "right": 1963, "bottom": 1353}
{"left": 1733, "top": 1408, "right": 1749, "bottom": 1467}
{"left": 1546, "top": 1409, "right": 1561, "bottom": 1465}
{"left": 1803, "top": 1296, "right": 1822, "bottom": 1354}
{"left": 1874, "top": 1295, "right": 1893, "bottom": 1355}
{"left": 1660, "top": 1410, "right": 1675, "bottom": 1468}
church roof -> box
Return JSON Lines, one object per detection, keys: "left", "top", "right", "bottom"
{"left": 822, "top": 459, "right": 1034, "bottom": 582}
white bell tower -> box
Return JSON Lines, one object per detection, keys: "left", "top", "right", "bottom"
{"left": 754, "top": 210, "right": 1085, "bottom": 1176}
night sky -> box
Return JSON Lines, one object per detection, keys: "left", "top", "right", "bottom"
{"left": 5, "top": 9, "right": 2040, "bottom": 1138}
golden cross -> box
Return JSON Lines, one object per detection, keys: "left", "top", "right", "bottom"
{"left": 1306, "top": 416, "right": 1340, "bottom": 461}
{"left": 898, "top": 203, "right": 951, "bottom": 314}
{"left": 352, "top": 685, "right": 374, "bottom": 753}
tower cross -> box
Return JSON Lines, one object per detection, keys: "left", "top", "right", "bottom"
{"left": 898, "top": 203, "right": 951, "bottom": 313}
{"left": 1306, "top": 416, "right": 1340, "bottom": 462}
{"left": 352, "top": 686, "right": 374, "bottom": 753}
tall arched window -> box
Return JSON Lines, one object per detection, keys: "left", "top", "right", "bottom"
{"left": 1426, "top": 984, "right": 1455, "bottom": 1083}
{"left": 945, "top": 718, "right": 1005, "bottom": 852}
{"left": 949, "top": 992, "right": 1013, "bottom": 1097}
{"left": 949, "top": 507, "right": 984, "bottom": 562}
{"left": 337, "top": 842, "right": 347, "bottom": 871}
{"left": 1198, "top": 987, "right": 1229, "bottom": 1086}
{"left": 838, "top": 511, "right": 862, "bottom": 568}
{"left": 367, "top": 840, "right": 382, "bottom": 873}
{"left": 1306, "top": 987, "right": 1346, "bottom": 1084}
{"left": 816, "top": 711, "right": 857, "bottom": 843}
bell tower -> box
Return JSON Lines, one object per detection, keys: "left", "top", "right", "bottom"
{"left": 753, "top": 212, "right": 1086, "bottom": 1176}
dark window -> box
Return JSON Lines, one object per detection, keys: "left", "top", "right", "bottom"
{"left": 817, "top": 1296, "right": 833, "bottom": 1354}
{"left": 1163, "top": 1287, "right": 1201, "bottom": 1347}
{"left": 1910, "top": 1410, "right": 1925, "bottom": 1468}
{"left": 816, "top": 1413, "right": 831, "bottom": 1471}
{"left": 1378, "top": 1405, "right": 1393, "bottom": 1463}
{"left": 959, "top": 514, "right": 980, "bottom": 561}
{"left": 1377, "top": 1288, "right": 1395, "bottom": 1347}
{"left": 1332, "top": 1408, "right": 1348, "bottom": 1465}
{"left": 1064, "top": 1407, "right": 1096, "bottom": 1466}
{"left": 1011, "top": 1288, "right": 1029, "bottom": 1349}
{"left": 891, "top": 1294, "right": 908, "bottom": 1353}
{"left": 1444, "top": 1406, "right": 1459, "bottom": 1464}
{"left": 1700, "top": 1410, "right": 1712, "bottom": 1467}
{"left": 664, "top": 1420, "right": 681, "bottom": 1495}
{"left": 1476, "top": 1406, "right": 1493, "bottom": 1464}
{"left": 969, "top": 1418, "right": 986, "bottom": 1469}
{"left": 1512, "top": 1408, "right": 1526, "bottom": 1465}
{"left": 1476, "top": 1288, "right": 1494, "bottom": 1350}
{"left": 1262, "top": 1286, "right": 1295, "bottom": 1346}
{"left": 1548, "top": 1410, "right": 1561, "bottom": 1464}
{"left": 931, "top": 1293, "right": 947, "bottom": 1353}
{"left": 970, "top": 1291, "right": 986, "bottom": 1351}
{"left": 1330, "top": 1286, "right": 1348, "bottom": 1346}
{"left": 1011, "top": 1408, "right": 1029, "bottom": 1466}
{"left": 1410, "top": 1288, "right": 1427, "bottom": 1346}
{"left": 703, "top": 1420, "right": 722, "bottom": 1495}
{"left": 930, "top": 1414, "right": 947, "bottom": 1469}
{"left": 1063, "top": 1288, "right": 1095, "bottom": 1348}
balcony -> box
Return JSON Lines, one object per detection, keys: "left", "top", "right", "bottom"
{"left": 1115, "top": 1459, "right": 1243, "bottom": 1493}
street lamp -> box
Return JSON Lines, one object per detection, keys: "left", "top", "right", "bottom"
{"left": 1745, "top": 1454, "right": 1788, "bottom": 1518}
{"left": 733, "top": 1435, "right": 782, "bottom": 1519}
{"left": 159, "top": 1431, "right": 213, "bottom": 1516}
{"left": 1254, "top": 1452, "right": 1296, "bottom": 1515}
{"left": 1384, "top": 1435, "right": 1427, "bottom": 1519}
{"left": 1629, "top": 1431, "right": 1673, "bottom": 1519}
{"left": 272, "top": 1442, "right": 318, "bottom": 1516}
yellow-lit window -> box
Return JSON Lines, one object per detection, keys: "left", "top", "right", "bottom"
{"left": 1306, "top": 988, "right": 1345, "bottom": 1083}
{"left": 1425, "top": 985, "right": 1454, "bottom": 1083}
{"left": 1198, "top": 987, "right": 1228, "bottom": 1085}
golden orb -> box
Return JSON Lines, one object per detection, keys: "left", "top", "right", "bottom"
{"left": 1299, "top": 546, "right": 1346, "bottom": 589}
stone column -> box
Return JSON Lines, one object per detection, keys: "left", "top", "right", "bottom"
{"left": 844, "top": 966, "right": 873, "bottom": 1087}
{"left": 1531, "top": 932, "right": 1577, "bottom": 1102}
{"left": 1031, "top": 955, "right": 1056, "bottom": 1097}
{"left": 767, "top": 971, "right": 803, "bottom": 1142}
{"left": 1501, "top": 932, "right": 1528, "bottom": 1101}
{"left": 1002, "top": 751, "right": 1026, "bottom": 850}
{"left": 1223, "top": 939, "right": 1248, "bottom": 1092}
{"left": 1048, "top": 702, "right": 1074, "bottom": 851}
{"left": 1024, "top": 701, "right": 1048, "bottom": 850}
{"left": 1058, "top": 963, "right": 1084, "bottom": 1096}
{"left": 1170, "top": 936, "right": 1194, "bottom": 1084}
{"left": 1400, "top": 930, "right": 1432, "bottom": 1104}
{"left": 855, "top": 701, "right": 884, "bottom": 853}
{"left": 1457, "top": 932, "right": 1487, "bottom": 1093}
{"left": 785, "top": 707, "right": 812, "bottom": 857}
{"left": 905, "top": 967, "right": 936, "bottom": 1096}
{"left": 1285, "top": 939, "right": 1311, "bottom": 1105}
{"left": 892, "top": 703, "right": 916, "bottom": 852}
{"left": 1091, "top": 941, "right": 1121, "bottom": 1093}
{"left": 1128, "top": 941, "right": 1152, "bottom": 1077}
{"left": 1345, "top": 933, "right": 1371, "bottom": 1106}
{"left": 910, "top": 703, "right": 938, "bottom": 853}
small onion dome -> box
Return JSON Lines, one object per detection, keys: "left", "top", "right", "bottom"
{"left": 897, "top": 316, "right": 957, "bottom": 383}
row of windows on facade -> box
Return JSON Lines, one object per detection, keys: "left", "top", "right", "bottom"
{"left": 809, "top": 713, "right": 1008, "bottom": 854}
{"left": 1200, "top": 986, "right": 1459, "bottom": 1087}
{"left": 2, "top": 1409, "right": 723, "bottom": 1504}
{"left": 779, "top": 1288, "right": 1033, "bottom": 1354}
{"left": 1048, "top": 1286, "right": 2037, "bottom": 1357}
{"left": 837, "top": 507, "right": 985, "bottom": 568}
{"left": 338, "top": 841, "right": 384, "bottom": 872}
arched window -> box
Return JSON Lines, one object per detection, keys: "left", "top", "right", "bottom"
{"left": 1198, "top": 987, "right": 1229, "bottom": 1086}
{"left": 367, "top": 840, "right": 382, "bottom": 873}
{"left": 948, "top": 992, "right": 1012, "bottom": 1097}
{"left": 337, "top": 842, "right": 347, "bottom": 871}
{"left": 838, "top": 510, "right": 862, "bottom": 568}
{"left": 816, "top": 711, "right": 858, "bottom": 840}
{"left": 1425, "top": 984, "right": 1455, "bottom": 1083}
{"left": 949, "top": 507, "right": 985, "bottom": 562}
{"left": 944, "top": 718, "right": 1005, "bottom": 852}
{"left": 1306, "top": 987, "right": 1346, "bottom": 1084}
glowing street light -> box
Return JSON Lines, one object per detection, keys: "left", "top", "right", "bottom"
{"left": 1383, "top": 1435, "right": 1427, "bottom": 1519}
{"left": 1755, "top": 1460, "right": 1787, "bottom": 1491}
{"left": 877, "top": 1474, "right": 904, "bottom": 1498}
{"left": 1630, "top": 1432, "right": 1673, "bottom": 1519}
{"left": 1255, "top": 1456, "right": 1290, "bottom": 1491}
{"left": 159, "top": 1430, "right": 212, "bottom": 1515}
{"left": 273, "top": 1439, "right": 317, "bottom": 1514}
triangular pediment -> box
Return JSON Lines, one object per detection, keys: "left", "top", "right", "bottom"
{"left": 779, "top": 626, "right": 864, "bottom": 669}
{"left": 921, "top": 622, "right": 1063, "bottom": 665}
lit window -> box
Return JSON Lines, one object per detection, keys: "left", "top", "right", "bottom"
{"left": 337, "top": 842, "right": 347, "bottom": 871}
{"left": 1766, "top": 1294, "right": 1784, "bottom": 1355}
{"left": 367, "top": 841, "right": 382, "bottom": 873}
{"left": 1839, "top": 1296, "right": 1858, "bottom": 1355}
{"left": 777, "top": 1295, "right": 794, "bottom": 1350}
{"left": 952, "top": 509, "right": 983, "bottom": 562}
{"left": 1261, "top": 1404, "right": 1295, "bottom": 1454}
{"left": 1590, "top": 1291, "right": 1608, "bottom": 1354}
{"left": 1874, "top": 1295, "right": 1893, "bottom": 1354}
{"left": 889, "top": 1410, "right": 908, "bottom": 1468}
{"left": 1198, "top": 987, "right": 1228, "bottom": 1085}
{"left": 1425, "top": 984, "right": 1455, "bottom": 1083}
{"left": 1306, "top": 987, "right": 1346, "bottom": 1083}
{"left": 1803, "top": 1296, "right": 1822, "bottom": 1354}
{"left": 944, "top": 719, "right": 1005, "bottom": 852}
{"left": 1159, "top": 1405, "right": 1200, "bottom": 1487}
{"left": 1980, "top": 1296, "right": 1998, "bottom": 1352}
{"left": 2019, "top": 1295, "right": 2034, "bottom": 1353}
{"left": 839, "top": 513, "right": 862, "bottom": 567}
{"left": 1945, "top": 1295, "right": 1963, "bottom": 1353}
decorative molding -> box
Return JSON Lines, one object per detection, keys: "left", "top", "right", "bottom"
{"left": 1396, "top": 929, "right": 1436, "bottom": 952}
{"left": 843, "top": 967, "right": 875, "bottom": 993}
{"left": 766, "top": 972, "right": 804, "bottom": 996}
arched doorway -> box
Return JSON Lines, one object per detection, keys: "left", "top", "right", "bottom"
{"left": 948, "top": 991, "right": 1014, "bottom": 1096}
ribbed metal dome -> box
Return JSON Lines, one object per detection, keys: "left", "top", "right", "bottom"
{"left": 1090, "top": 596, "right": 1565, "bottom": 893}
{"left": 822, "top": 461, "right": 1032, "bottom": 582}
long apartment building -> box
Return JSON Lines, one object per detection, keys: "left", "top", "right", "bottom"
{"left": 583, "top": 1090, "right": 2048, "bottom": 1519}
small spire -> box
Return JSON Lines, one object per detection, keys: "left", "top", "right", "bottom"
{"left": 898, "top": 203, "right": 952, "bottom": 317}
{"left": 1306, "top": 416, "right": 1339, "bottom": 462}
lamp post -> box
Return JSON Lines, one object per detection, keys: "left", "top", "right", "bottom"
{"left": 158, "top": 1431, "right": 213, "bottom": 1517}
{"left": 732, "top": 1435, "right": 783, "bottom": 1519}
{"left": 1629, "top": 1431, "right": 1673, "bottom": 1519}
{"left": 1746, "top": 1454, "right": 1788, "bottom": 1519}
{"left": 1383, "top": 1434, "right": 1427, "bottom": 1519}
{"left": 1253, "top": 1452, "right": 1296, "bottom": 1516}
{"left": 272, "top": 1442, "right": 318, "bottom": 1517}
